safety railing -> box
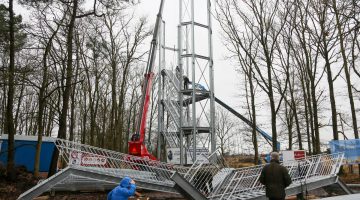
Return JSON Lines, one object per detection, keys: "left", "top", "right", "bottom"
{"left": 163, "top": 130, "right": 180, "bottom": 148}
{"left": 163, "top": 99, "right": 180, "bottom": 127}
{"left": 184, "top": 149, "right": 228, "bottom": 197}
{"left": 52, "top": 138, "right": 344, "bottom": 200}
{"left": 208, "top": 153, "right": 344, "bottom": 200}
{"left": 163, "top": 70, "right": 181, "bottom": 102}
{"left": 162, "top": 69, "right": 180, "bottom": 92}
{"left": 55, "top": 139, "right": 188, "bottom": 185}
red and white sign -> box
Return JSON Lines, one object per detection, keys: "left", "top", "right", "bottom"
{"left": 70, "top": 151, "right": 107, "bottom": 166}
{"left": 282, "top": 150, "right": 306, "bottom": 162}
{"left": 294, "top": 150, "right": 306, "bottom": 160}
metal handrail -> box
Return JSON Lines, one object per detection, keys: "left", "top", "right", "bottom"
{"left": 183, "top": 149, "right": 228, "bottom": 197}
{"left": 55, "top": 139, "right": 188, "bottom": 185}
{"left": 208, "top": 153, "right": 344, "bottom": 200}
{"left": 163, "top": 69, "right": 180, "bottom": 92}
{"left": 163, "top": 99, "right": 180, "bottom": 127}
{"left": 54, "top": 138, "right": 343, "bottom": 200}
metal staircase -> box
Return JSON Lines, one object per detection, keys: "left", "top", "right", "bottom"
{"left": 161, "top": 69, "right": 211, "bottom": 148}
{"left": 18, "top": 138, "right": 347, "bottom": 200}
{"left": 163, "top": 130, "right": 180, "bottom": 148}
{"left": 162, "top": 69, "right": 180, "bottom": 92}
{"left": 207, "top": 153, "right": 345, "bottom": 200}
{"left": 161, "top": 69, "right": 182, "bottom": 148}
{"left": 172, "top": 150, "right": 345, "bottom": 200}
{"left": 162, "top": 99, "right": 180, "bottom": 126}
{"left": 18, "top": 139, "right": 187, "bottom": 200}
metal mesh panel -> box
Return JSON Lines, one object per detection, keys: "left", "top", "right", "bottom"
{"left": 209, "top": 153, "right": 344, "bottom": 200}
{"left": 55, "top": 139, "right": 188, "bottom": 185}
{"left": 183, "top": 149, "right": 227, "bottom": 197}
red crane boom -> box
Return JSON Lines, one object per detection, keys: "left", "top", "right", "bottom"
{"left": 128, "top": 0, "right": 164, "bottom": 160}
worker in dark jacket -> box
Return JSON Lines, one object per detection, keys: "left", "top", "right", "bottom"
{"left": 107, "top": 177, "right": 136, "bottom": 200}
{"left": 259, "top": 152, "right": 292, "bottom": 200}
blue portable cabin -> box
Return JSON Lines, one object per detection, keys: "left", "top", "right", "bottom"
{"left": 329, "top": 139, "right": 360, "bottom": 164}
{"left": 0, "top": 134, "right": 56, "bottom": 173}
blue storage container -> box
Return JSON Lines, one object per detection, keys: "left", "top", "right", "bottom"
{"left": 0, "top": 134, "right": 55, "bottom": 172}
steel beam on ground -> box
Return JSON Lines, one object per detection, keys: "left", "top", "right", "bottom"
{"left": 171, "top": 172, "right": 207, "bottom": 200}
{"left": 337, "top": 179, "right": 354, "bottom": 194}
{"left": 18, "top": 167, "right": 73, "bottom": 200}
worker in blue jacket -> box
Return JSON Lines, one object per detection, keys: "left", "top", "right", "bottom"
{"left": 107, "top": 177, "right": 136, "bottom": 200}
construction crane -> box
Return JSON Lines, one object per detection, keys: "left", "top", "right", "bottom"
{"left": 128, "top": 0, "right": 164, "bottom": 160}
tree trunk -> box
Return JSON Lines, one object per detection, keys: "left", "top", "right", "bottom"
{"left": 322, "top": 35, "right": 338, "bottom": 140}
{"left": 69, "top": 35, "right": 80, "bottom": 142}
{"left": 101, "top": 97, "right": 108, "bottom": 148}
{"left": 1, "top": 84, "right": 7, "bottom": 135}
{"left": 93, "top": 68, "right": 100, "bottom": 147}
{"left": 111, "top": 59, "right": 118, "bottom": 150}
{"left": 264, "top": 43, "right": 278, "bottom": 151}
{"left": 81, "top": 91, "right": 87, "bottom": 144}
{"left": 117, "top": 60, "right": 132, "bottom": 152}
{"left": 289, "top": 82, "right": 302, "bottom": 150}
{"left": 14, "top": 76, "right": 25, "bottom": 131}
{"left": 48, "top": 0, "right": 78, "bottom": 177}
{"left": 249, "top": 71, "right": 258, "bottom": 164}
{"left": 46, "top": 105, "right": 54, "bottom": 137}
{"left": 6, "top": 0, "right": 16, "bottom": 181}
{"left": 285, "top": 100, "right": 293, "bottom": 150}
{"left": 34, "top": 19, "right": 61, "bottom": 176}
{"left": 269, "top": 93, "right": 278, "bottom": 151}
{"left": 311, "top": 76, "right": 321, "bottom": 153}
{"left": 300, "top": 76, "right": 312, "bottom": 154}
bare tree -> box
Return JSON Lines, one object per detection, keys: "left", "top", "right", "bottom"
{"left": 216, "top": 0, "right": 291, "bottom": 151}
{"left": 215, "top": 106, "right": 236, "bottom": 156}
{"left": 291, "top": 0, "right": 325, "bottom": 153}
{"left": 5, "top": 0, "right": 16, "bottom": 180}
{"left": 309, "top": 0, "right": 340, "bottom": 140}
{"left": 330, "top": 0, "right": 359, "bottom": 139}
{"left": 33, "top": 4, "right": 65, "bottom": 177}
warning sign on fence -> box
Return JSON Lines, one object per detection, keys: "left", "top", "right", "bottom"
{"left": 70, "top": 151, "right": 107, "bottom": 166}
{"left": 282, "top": 150, "right": 306, "bottom": 163}
{"left": 167, "top": 147, "right": 209, "bottom": 164}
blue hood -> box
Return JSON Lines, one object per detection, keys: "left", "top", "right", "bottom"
{"left": 119, "top": 177, "right": 132, "bottom": 188}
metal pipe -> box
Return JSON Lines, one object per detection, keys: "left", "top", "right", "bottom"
{"left": 178, "top": 0, "right": 184, "bottom": 165}
{"left": 191, "top": 0, "right": 196, "bottom": 163}
{"left": 207, "top": 0, "right": 216, "bottom": 153}
{"left": 157, "top": 18, "right": 164, "bottom": 160}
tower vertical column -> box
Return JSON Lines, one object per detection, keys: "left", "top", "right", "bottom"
{"left": 178, "top": 0, "right": 215, "bottom": 164}
{"left": 178, "top": 0, "right": 184, "bottom": 165}
{"left": 190, "top": 0, "right": 197, "bottom": 162}
{"left": 207, "top": 0, "right": 216, "bottom": 153}
{"left": 157, "top": 20, "right": 166, "bottom": 161}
